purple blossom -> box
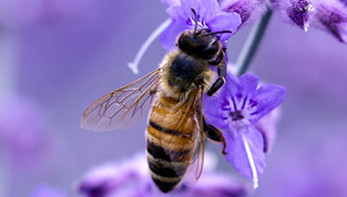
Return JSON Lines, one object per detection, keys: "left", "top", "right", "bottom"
{"left": 76, "top": 153, "right": 249, "bottom": 197}
{"left": 272, "top": 0, "right": 347, "bottom": 43}
{"left": 314, "top": 0, "right": 347, "bottom": 44}
{"left": 160, "top": 0, "right": 241, "bottom": 50}
{"left": 219, "top": 0, "right": 267, "bottom": 27}
{"left": 272, "top": 0, "right": 314, "bottom": 31}
{"left": 203, "top": 70, "right": 286, "bottom": 188}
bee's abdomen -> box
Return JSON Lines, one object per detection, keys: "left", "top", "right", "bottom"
{"left": 146, "top": 97, "right": 196, "bottom": 193}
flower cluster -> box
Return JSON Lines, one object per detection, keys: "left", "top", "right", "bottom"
{"left": 272, "top": 0, "right": 347, "bottom": 43}
{"left": 76, "top": 153, "right": 249, "bottom": 197}
{"left": 129, "top": 0, "right": 346, "bottom": 74}
{"left": 161, "top": 0, "right": 347, "bottom": 45}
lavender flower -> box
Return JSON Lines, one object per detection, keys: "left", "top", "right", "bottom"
{"left": 314, "top": 0, "right": 347, "bottom": 43}
{"left": 203, "top": 70, "right": 286, "bottom": 188}
{"left": 272, "top": 0, "right": 314, "bottom": 31}
{"left": 76, "top": 153, "right": 249, "bottom": 197}
{"left": 160, "top": 0, "right": 241, "bottom": 50}
{"left": 272, "top": 0, "right": 347, "bottom": 43}
{"left": 219, "top": 0, "right": 267, "bottom": 27}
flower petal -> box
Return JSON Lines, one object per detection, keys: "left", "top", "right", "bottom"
{"left": 224, "top": 125, "right": 266, "bottom": 186}
{"left": 221, "top": 0, "right": 266, "bottom": 27}
{"left": 199, "top": 0, "right": 220, "bottom": 21}
{"left": 208, "top": 12, "right": 241, "bottom": 40}
{"left": 315, "top": 0, "right": 347, "bottom": 43}
{"left": 167, "top": 4, "right": 186, "bottom": 22}
{"left": 224, "top": 70, "right": 243, "bottom": 99}
{"left": 239, "top": 73, "right": 259, "bottom": 97}
{"left": 254, "top": 107, "right": 281, "bottom": 153}
{"left": 203, "top": 93, "right": 231, "bottom": 130}
{"left": 247, "top": 84, "right": 286, "bottom": 123}
{"left": 222, "top": 72, "right": 258, "bottom": 111}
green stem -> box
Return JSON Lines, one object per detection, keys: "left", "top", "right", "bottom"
{"left": 235, "top": 9, "right": 273, "bottom": 76}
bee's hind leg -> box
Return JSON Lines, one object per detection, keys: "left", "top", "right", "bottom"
{"left": 203, "top": 118, "right": 227, "bottom": 155}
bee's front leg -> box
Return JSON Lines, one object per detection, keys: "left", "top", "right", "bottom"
{"left": 207, "top": 50, "right": 226, "bottom": 96}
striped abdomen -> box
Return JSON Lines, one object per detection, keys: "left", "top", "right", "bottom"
{"left": 146, "top": 96, "right": 197, "bottom": 193}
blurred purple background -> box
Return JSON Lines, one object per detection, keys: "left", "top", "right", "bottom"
{"left": 1, "top": 1, "right": 347, "bottom": 197}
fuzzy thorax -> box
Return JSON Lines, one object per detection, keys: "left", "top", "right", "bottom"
{"left": 158, "top": 50, "right": 216, "bottom": 101}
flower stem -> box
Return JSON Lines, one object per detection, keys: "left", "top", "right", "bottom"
{"left": 235, "top": 9, "right": 273, "bottom": 76}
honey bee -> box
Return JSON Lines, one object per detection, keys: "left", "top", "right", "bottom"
{"left": 81, "top": 9, "right": 230, "bottom": 193}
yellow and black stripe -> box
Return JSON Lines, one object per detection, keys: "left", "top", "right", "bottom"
{"left": 146, "top": 96, "right": 197, "bottom": 193}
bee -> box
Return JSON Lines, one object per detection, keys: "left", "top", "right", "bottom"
{"left": 81, "top": 9, "right": 230, "bottom": 193}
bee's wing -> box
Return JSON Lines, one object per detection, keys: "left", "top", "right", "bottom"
{"left": 81, "top": 68, "right": 160, "bottom": 131}
{"left": 182, "top": 87, "right": 205, "bottom": 186}
{"left": 158, "top": 87, "right": 205, "bottom": 188}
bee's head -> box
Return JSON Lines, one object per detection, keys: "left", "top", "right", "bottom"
{"left": 177, "top": 29, "right": 221, "bottom": 60}
{"left": 176, "top": 9, "right": 232, "bottom": 60}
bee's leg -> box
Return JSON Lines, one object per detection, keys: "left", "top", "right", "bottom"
{"left": 203, "top": 118, "right": 227, "bottom": 155}
{"left": 207, "top": 58, "right": 226, "bottom": 96}
{"left": 208, "top": 49, "right": 224, "bottom": 66}
{"left": 149, "top": 89, "right": 157, "bottom": 95}
{"left": 149, "top": 84, "right": 159, "bottom": 95}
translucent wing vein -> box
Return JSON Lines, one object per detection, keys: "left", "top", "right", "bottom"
{"left": 81, "top": 68, "right": 160, "bottom": 131}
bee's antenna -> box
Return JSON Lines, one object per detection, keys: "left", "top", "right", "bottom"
{"left": 204, "top": 30, "right": 233, "bottom": 36}
{"left": 191, "top": 8, "right": 198, "bottom": 34}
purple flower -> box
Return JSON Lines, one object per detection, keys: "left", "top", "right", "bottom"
{"left": 219, "top": 0, "right": 267, "bottom": 27}
{"left": 272, "top": 0, "right": 347, "bottom": 43}
{"left": 203, "top": 71, "right": 286, "bottom": 188}
{"left": 272, "top": 0, "right": 314, "bottom": 31}
{"left": 76, "top": 154, "right": 146, "bottom": 197}
{"left": 76, "top": 153, "right": 249, "bottom": 197}
{"left": 314, "top": 0, "right": 347, "bottom": 44}
{"left": 160, "top": 0, "right": 241, "bottom": 50}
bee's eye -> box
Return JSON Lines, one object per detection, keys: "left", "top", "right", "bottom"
{"left": 202, "top": 42, "right": 218, "bottom": 59}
